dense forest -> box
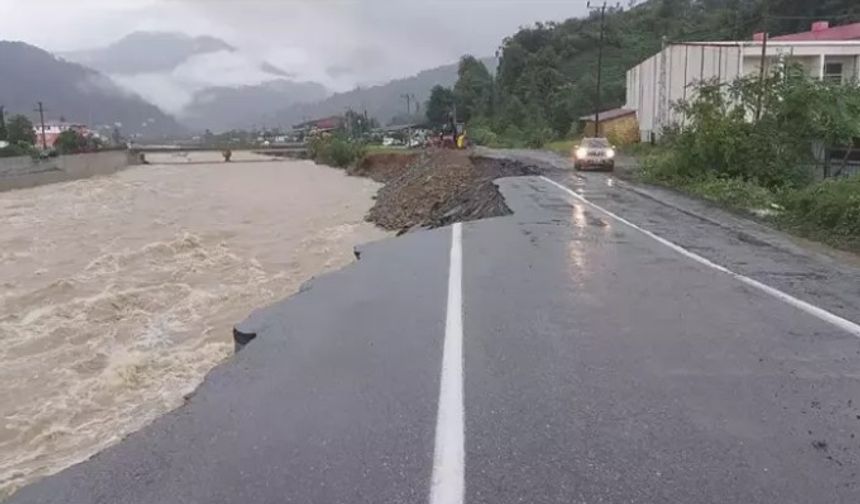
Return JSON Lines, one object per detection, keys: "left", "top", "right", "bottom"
{"left": 431, "top": 0, "right": 860, "bottom": 145}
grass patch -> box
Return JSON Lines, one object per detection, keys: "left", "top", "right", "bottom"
{"left": 619, "top": 142, "right": 656, "bottom": 157}
{"left": 684, "top": 176, "right": 780, "bottom": 210}
{"left": 544, "top": 139, "right": 578, "bottom": 157}
{"left": 777, "top": 176, "right": 860, "bottom": 250}
{"left": 638, "top": 147, "right": 860, "bottom": 253}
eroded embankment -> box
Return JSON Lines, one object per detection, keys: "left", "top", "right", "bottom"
{"left": 351, "top": 149, "right": 540, "bottom": 234}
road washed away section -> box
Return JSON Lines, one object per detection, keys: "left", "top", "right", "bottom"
{"left": 7, "top": 227, "right": 452, "bottom": 504}
{"left": 8, "top": 169, "right": 860, "bottom": 503}
{"left": 0, "top": 153, "right": 387, "bottom": 498}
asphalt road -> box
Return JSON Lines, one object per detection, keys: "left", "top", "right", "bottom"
{"left": 8, "top": 154, "right": 860, "bottom": 503}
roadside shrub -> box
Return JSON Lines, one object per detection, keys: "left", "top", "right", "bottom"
{"left": 686, "top": 175, "right": 780, "bottom": 210}
{"left": 637, "top": 69, "right": 860, "bottom": 250}
{"left": 468, "top": 126, "right": 498, "bottom": 146}
{"left": 523, "top": 125, "right": 554, "bottom": 148}
{"left": 492, "top": 125, "right": 522, "bottom": 148}
{"left": 308, "top": 135, "right": 365, "bottom": 168}
{"left": 639, "top": 148, "right": 691, "bottom": 182}
{"left": 641, "top": 149, "right": 779, "bottom": 210}
{"left": 660, "top": 68, "right": 860, "bottom": 190}
{"left": 779, "top": 176, "right": 860, "bottom": 240}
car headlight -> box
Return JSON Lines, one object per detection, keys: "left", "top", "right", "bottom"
{"left": 606, "top": 148, "right": 615, "bottom": 158}
{"left": 575, "top": 147, "right": 587, "bottom": 160}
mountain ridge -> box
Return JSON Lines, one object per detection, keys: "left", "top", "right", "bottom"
{"left": 0, "top": 40, "right": 184, "bottom": 138}
{"left": 271, "top": 57, "right": 498, "bottom": 129}
{"left": 61, "top": 31, "right": 236, "bottom": 75}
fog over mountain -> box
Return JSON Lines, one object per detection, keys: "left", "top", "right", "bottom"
{"left": 0, "top": 41, "right": 184, "bottom": 138}
{"left": 4, "top": 0, "right": 581, "bottom": 92}
{"left": 62, "top": 32, "right": 302, "bottom": 117}
{"left": 1, "top": 1, "right": 582, "bottom": 134}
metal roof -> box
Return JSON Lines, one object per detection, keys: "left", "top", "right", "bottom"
{"left": 579, "top": 108, "right": 635, "bottom": 122}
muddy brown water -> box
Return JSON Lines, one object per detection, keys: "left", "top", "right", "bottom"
{"left": 0, "top": 152, "right": 388, "bottom": 497}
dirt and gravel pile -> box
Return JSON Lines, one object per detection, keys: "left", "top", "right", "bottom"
{"left": 359, "top": 149, "right": 540, "bottom": 233}
{"left": 347, "top": 152, "right": 421, "bottom": 183}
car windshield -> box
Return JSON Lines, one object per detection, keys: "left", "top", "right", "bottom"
{"left": 4, "top": 2, "right": 860, "bottom": 504}
{"left": 584, "top": 138, "right": 610, "bottom": 148}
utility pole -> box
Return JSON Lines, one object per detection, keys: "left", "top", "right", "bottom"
{"left": 401, "top": 93, "right": 414, "bottom": 146}
{"left": 657, "top": 35, "right": 668, "bottom": 135}
{"left": 588, "top": 1, "right": 608, "bottom": 137}
{"left": 755, "top": 0, "right": 769, "bottom": 121}
{"left": 34, "top": 101, "right": 48, "bottom": 150}
{"left": 401, "top": 93, "right": 413, "bottom": 116}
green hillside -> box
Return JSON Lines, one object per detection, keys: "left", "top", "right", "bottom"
{"left": 459, "top": 0, "right": 860, "bottom": 141}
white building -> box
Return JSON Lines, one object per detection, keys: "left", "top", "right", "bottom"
{"left": 626, "top": 22, "right": 860, "bottom": 142}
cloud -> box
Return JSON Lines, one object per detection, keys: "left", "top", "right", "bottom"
{"left": 110, "top": 48, "right": 307, "bottom": 114}
{"left": 1, "top": 0, "right": 588, "bottom": 112}
{"left": 326, "top": 65, "right": 354, "bottom": 79}
{"left": 260, "top": 62, "right": 294, "bottom": 78}
{"left": 111, "top": 73, "right": 195, "bottom": 114}
{"left": 4, "top": 0, "right": 584, "bottom": 82}
{"left": 75, "top": 73, "right": 132, "bottom": 98}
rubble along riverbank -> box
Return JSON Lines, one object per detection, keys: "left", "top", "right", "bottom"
{"left": 349, "top": 149, "right": 540, "bottom": 234}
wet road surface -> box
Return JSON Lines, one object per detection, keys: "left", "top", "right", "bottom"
{"left": 7, "top": 153, "right": 860, "bottom": 503}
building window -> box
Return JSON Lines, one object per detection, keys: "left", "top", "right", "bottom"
{"left": 824, "top": 62, "right": 843, "bottom": 83}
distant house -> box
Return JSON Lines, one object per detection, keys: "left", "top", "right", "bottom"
{"left": 293, "top": 116, "right": 344, "bottom": 133}
{"left": 32, "top": 121, "right": 92, "bottom": 148}
{"left": 579, "top": 108, "right": 638, "bottom": 145}
{"left": 625, "top": 21, "right": 860, "bottom": 141}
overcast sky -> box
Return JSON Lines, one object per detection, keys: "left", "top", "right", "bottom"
{"left": 0, "top": 0, "right": 589, "bottom": 88}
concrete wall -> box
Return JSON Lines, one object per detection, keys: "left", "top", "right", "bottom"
{"left": 0, "top": 150, "right": 141, "bottom": 192}
{"left": 627, "top": 44, "right": 743, "bottom": 142}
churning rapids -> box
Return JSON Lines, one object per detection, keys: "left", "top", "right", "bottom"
{"left": 0, "top": 151, "right": 388, "bottom": 498}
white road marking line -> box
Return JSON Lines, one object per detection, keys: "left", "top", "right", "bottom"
{"left": 540, "top": 176, "right": 860, "bottom": 339}
{"left": 430, "top": 222, "right": 465, "bottom": 504}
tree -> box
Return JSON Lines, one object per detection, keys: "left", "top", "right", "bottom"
{"left": 453, "top": 55, "right": 494, "bottom": 122}
{"left": 425, "top": 85, "right": 456, "bottom": 126}
{"left": 344, "top": 109, "right": 377, "bottom": 138}
{"left": 55, "top": 130, "right": 88, "bottom": 154}
{"left": 6, "top": 115, "right": 36, "bottom": 146}
{"left": 0, "top": 106, "right": 6, "bottom": 141}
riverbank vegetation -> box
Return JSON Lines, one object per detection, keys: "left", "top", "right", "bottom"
{"left": 307, "top": 135, "right": 366, "bottom": 168}
{"left": 0, "top": 114, "right": 38, "bottom": 158}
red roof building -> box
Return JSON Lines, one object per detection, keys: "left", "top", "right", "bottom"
{"left": 768, "top": 21, "right": 860, "bottom": 42}
{"left": 294, "top": 116, "right": 344, "bottom": 131}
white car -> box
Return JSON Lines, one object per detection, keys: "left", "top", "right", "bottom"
{"left": 574, "top": 137, "right": 616, "bottom": 171}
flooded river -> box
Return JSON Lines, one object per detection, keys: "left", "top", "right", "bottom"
{"left": 0, "top": 152, "right": 388, "bottom": 497}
